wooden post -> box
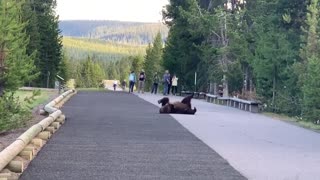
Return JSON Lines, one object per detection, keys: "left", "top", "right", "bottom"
{"left": 51, "top": 122, "right": 60, "bottom": 129}
{"left": 45, "top": 126, "right": 56, "bottom": 134}
{"left": 18, "top": 151, "right": 33, "bottom": 161}
{"left": 6, "top": 161, "right": 24, "bottom": 173}
{"left": 31, "top": 138, "right": 44, "bottom": 148}
{"left": 36, "top": 131, "right": 51, "bottom": 140}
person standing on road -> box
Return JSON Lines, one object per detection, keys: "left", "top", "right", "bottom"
{"left": 113, "top": 80, "right": 117, "bottom": 91}
{"left": 121, "top": 80, "right": 126, "bottom": 90}
{"left": 171, "top": 74, "right": 178, "bottom": 95}
{"left": 151, "top": 72, "right": 160, "bottom": 94}
{"left": 138, "top": 69, "right": 146, "bottom": 94}
{"left": 167, "top": 74, "right": 172, "bottom": 95}
{"left": 128, "top": 71, "right": 136, "bottom": 93}
{"left": 162, "top": 70, "right": 170, "bottom": 96}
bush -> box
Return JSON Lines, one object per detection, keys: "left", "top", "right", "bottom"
{"left": 0, "top": 93, "right": 31, "bottom": 133}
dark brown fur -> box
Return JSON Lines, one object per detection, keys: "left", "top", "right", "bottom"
{"left": 158, "top": 95, "right": 196, "bottom": 115}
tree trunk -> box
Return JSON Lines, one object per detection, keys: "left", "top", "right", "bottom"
{"left": 249, "top": 74, "right": 254, "bottom": 100}
{"left": 272, "top": 72, "right": 276, "bottom": 109}
{"left": 213, "top": 82, "right": 217, "bottom": 95}
{"left": 223, "top": 74, "right": 229, "bottom": 97}
{"left": 0, "top": 47, "right": 5, "bottom": 97}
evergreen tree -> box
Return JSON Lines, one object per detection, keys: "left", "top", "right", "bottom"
{"left": 0, "top": 0, "right": 37, "bottom": 95}
{"left": 144, "top": 32, "right": 163, "bottom": 91}
{"left": 162, "top": 0, "right": 204, "bottom": 91}
{"left": 76, "top": 57, "right": 106, "bottom": 88}
{"left": 131, "top": 55, "right": 144, "bottom": 75}
{"left": 30, "top": 0, "right": 63, "bottom": 88}
{"left": 58, "top": 53, "right": 71, "bottom": 82}
{"left": 301, "top": 0, "right": 320, "bottom": 121}
{"left": 22, "top": 0, "right": 41, "bottom": 72}
{"left": 118, "top": 58, "right": 131, "bottom": 83}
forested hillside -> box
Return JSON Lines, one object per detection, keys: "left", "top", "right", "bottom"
{"left": 63, "top": 37, "right": 146, "bottom": 61}
{"left": 59, "top": 20, "right": 168, "bottom": 61}
{"left": 59, "top": 20, "right": 168, "bottom": 45}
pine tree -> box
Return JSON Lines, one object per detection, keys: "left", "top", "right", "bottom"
{"left": 31, "top": 0, "right": 63, "bottom": 88}
{"left": 0, "top": 0, "right": 37, "bottom": 95}
{"left": 58, "top": 53, "right": 71, "bottom": 82}
{"left": 162, "top": 0, "right": 204, "bottom": 90}
{"left": 76, "top": 57, "right": 106, "bottom": 88}
{"left": 301, "top": 0, "right": 320, "bottom": 121}
{"left": 131, "top": 55, "right": 144, "bottom": 76}
{"left": 144, "top": 32, "right": 163, "bottom": 91}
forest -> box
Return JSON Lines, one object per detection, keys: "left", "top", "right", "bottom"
{"left": 160, "top": 0, "right": 320, "bottom": 123}
{"left": 59, "top": 20, "right": 169, "bottom": 45}
{"left": 0, "top": 0, "right": 63, "bottom": 131}
{"left": 62, "top": 37, "right": 147, "bottom": 61}
{"left": 60, "top": 20, "right": 168, "bottom": 61}
{"left": 1, "top": 0, "right": 320, "bottom": 132}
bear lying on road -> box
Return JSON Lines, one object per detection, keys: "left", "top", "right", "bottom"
{"left": 158, "top": 94, "right": 197, "bottom": 115}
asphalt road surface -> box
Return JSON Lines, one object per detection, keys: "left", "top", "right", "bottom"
{"left": 137, "top": 93, "right": 320, "bottom": 180}
{"left": 20, "top": 91, "right": 246, "bottom": 180}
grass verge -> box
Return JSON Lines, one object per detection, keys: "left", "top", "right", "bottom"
{"left": 76, "top": 88, "right": 107, "bottom": 92}
{"left": 263, "top": 112, "right": 320, "bottom": 132}
{"left": 0, "top": 89, "right": 57, "bottom": 133}
{"left": 14, "top": 90, "right": 56, "bottom": 109}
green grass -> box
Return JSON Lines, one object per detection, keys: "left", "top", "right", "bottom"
{"left": 0, "top": 90, "right": 56, "bottom": 132}
{"left": 14, "top": 90, "right": 56, "bottom": 109}
{"left": 263, "top": 112, "right": 320, "bottom": 132}
{"left": 76, "top": 88, "right": 107, "bottom": 92}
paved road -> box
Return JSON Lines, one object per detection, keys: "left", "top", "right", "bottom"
{"left": 20, "top": 91, "right": 246, "bottom": 180}
{"left": 137, "top": 93, "right": 320, "bottom": 180}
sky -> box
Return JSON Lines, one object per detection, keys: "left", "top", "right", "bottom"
{"left": 55, "top": 0, "right": 169, "bottom": 23}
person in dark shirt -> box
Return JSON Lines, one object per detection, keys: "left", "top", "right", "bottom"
{"left": 167, "top": 74, "right": 172, "bottom": 95}
{"left": 138, "top": 69, "right": 146, "bottom": 93}
{"left": 162, "top": 70, "right": 170, "bottom": 95}
{"left": 151, "top": 72, "right": 160, "bottom": 94}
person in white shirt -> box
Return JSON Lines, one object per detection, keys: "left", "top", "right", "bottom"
{"left": 171, "top": 74, "right": 178, "bottom": 95}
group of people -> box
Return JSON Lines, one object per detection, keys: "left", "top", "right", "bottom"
{"left": 127, "top": 70, "right": 178, "bottom": 96}
{"left": 128, "top": 70, "right": 146, "bottom": 93}
{"left": 157, "top": 70, "right": 178, "bottom": 96}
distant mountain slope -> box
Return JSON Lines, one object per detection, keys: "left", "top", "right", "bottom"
{"left": 63, "top": 37, "right": 146, "bottom": 61}
{"left": 59, "top": 20, "right": 168, "bottom": 45}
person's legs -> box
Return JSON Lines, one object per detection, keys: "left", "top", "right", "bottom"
{"left": 128, "top": 82, "right": 131, "bottom": 92}
{"left": 141, "top": 81, "right": 145, "bottom": 93}
{"left": 129, "top": 81, "right": 134, "bottom": 93}
{"left": 163, "top": 83, "right": 168, "bottom": 95}
{"left": 167, "top": 85, "right": 171, "bottom": 95}
{"left": 139, "top": 81, "right": 143, "bottom": 93}
{"left": 155, "top": 83, "right": 158, "bottom": 94}
{"left": 151, "top": 83, "right": 155, "bottom": 94}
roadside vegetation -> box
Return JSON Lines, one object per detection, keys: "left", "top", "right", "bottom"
{"left": 0, "top": 89, "right": 55, "bottom": 133}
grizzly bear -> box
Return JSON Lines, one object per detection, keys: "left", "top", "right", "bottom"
{"left": 158, "top": 94, "right": 197, "bottom": 115}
